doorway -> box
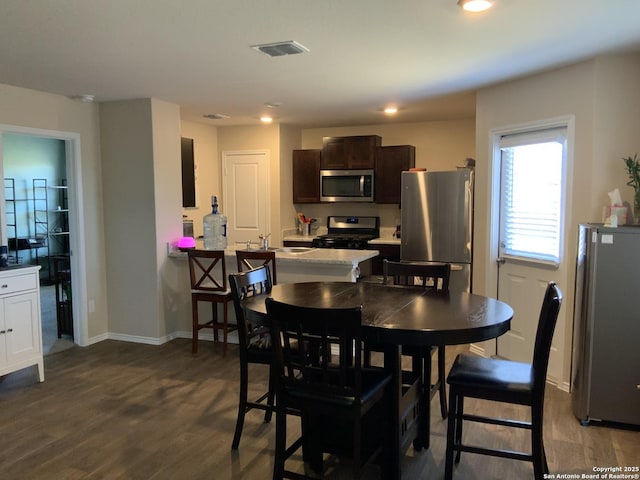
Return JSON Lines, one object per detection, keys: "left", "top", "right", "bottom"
{"left": 221, "top": 150, "right": 271, "bottom": 246}
{"left": 0, "top": 125, "right": 88, "bottom": 353}
{"left": 489, "top": 117, "right": 573, "bottom": 382}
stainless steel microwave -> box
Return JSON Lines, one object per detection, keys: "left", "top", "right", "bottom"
{"left": 320, "top": 169, "right": 374, "bottom": 202}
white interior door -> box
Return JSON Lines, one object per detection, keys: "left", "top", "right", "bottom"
{"left": 495, "top": 126, "right": 568, "bottom": 365}
{"left": 222, "top": 150, "right": 270, "bottom": 247}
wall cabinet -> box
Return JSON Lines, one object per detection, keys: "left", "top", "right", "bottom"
{"left": 0, "top": 266, "right": 44, "bottom": 382}
{"left": 293, "top": 149, "right": 321, "bottom": 203}
{"left": 321, "top": 135, "right": 381, "bottom": 169}
{"left": 375, "top": 145, "right": 415, "bottom": 204}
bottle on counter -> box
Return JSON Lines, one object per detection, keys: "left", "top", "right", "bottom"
{"left": 203, "top": 195, "right": 227, "bottom": 250}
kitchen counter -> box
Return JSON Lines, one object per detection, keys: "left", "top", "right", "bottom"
{"left": 170, "top": 242, "right": 378, "bottom": 283}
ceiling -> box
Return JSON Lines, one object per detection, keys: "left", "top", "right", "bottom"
{"left": 1, "top": 0, "right": 640, "bottom": 129}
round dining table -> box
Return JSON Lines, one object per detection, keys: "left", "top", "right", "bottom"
{"left": 242, "top": 281, "right": 513, "bottom": 480}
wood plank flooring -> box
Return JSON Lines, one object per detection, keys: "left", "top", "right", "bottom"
{"left": 0, "top": 339, "right": 637, "bottom": 479}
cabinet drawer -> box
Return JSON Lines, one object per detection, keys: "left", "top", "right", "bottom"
{"left": 0, "top": 273, "right": 38, "bottom": 295}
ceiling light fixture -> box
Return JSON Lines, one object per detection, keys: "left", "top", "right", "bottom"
{"left": 457, "top": 0, "right": 494, "bottom": 12}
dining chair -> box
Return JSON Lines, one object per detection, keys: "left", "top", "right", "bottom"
{"left": 368, "top": 259, "right": 451, "bottom": 450}
{"left": 229, "top": 265, "right": 275, "bottom": 450}
{"left": 53, "top": 255, "right": 73, "bottom": 339}
{"left": 236, "top": 249, "right": 278, "bottom": 285}
{"left": 187, "top": 249, "right": 234, "bottom": 355}
{"left": 383, "top": 259, "right": 451, "bottom": 417}
{"left": 444, "top": 281, "right": 562, "bottom": 479}
{"left": 266, "top": 298, "right": 392, "bottom": 480}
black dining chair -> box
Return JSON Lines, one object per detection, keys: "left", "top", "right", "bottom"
{"left": 266, "top": 298, "right": 392, "bottom": 480}
{"left": 187, "top": 249, "right": 234, "bottom": 355}
{"left": 236, "top": 249, "right": 278, "bottom": 285}
{"left": 229, "top": 265, "right": 275, "bottom": 450}
{"left": 366, "top": 259, "right": 451, "bottom": 450}
{"left": 444, "top": 281, "right": 562, "bottom": 479}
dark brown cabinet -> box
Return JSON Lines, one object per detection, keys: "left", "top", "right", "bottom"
{"left": 321, "top": 135, "right": 381, "bottom": 169}
{"left": 292, "top": 149, "right": 321, "bottom": 203}
{"left": 374, "top": 145, "right": 415, "bottom": 204}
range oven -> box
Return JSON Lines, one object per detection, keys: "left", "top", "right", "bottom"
{"left": 312, "top": 216, "right": 379, "bottom": 249}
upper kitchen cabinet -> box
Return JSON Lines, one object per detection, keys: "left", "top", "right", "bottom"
{"left": 293, "top": 149, "right": 321, "bottom": 203}
{"left": 321, "top": 135, "right": 381, "bottom": 169}
{"left": 375, "top": 145, "right": 415, "bottom": 204}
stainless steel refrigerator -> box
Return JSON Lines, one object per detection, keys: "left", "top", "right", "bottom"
{"left": 400, "top": 169, "right": 473, "bottom": 293}
{"left": 571, "top": 224, "right": 640, "bottom": 426}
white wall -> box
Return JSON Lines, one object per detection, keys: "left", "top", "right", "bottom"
{"left": 100, "top": 98, "right": 182, "bottom": 341}
{"left": 475, "top": 52, "right": 640, "bottom": 386}
{"left": 180, "top": 120, "right": 219, "bottom": 238}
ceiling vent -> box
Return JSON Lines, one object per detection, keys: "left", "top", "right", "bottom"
{"left": 203, "top": 113, "right": 230, "bottom": 120}
{"left": 251, "top": 40, "right": 309, "bottom": 57}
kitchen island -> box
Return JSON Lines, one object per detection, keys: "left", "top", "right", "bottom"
{"left": 168, "top": 244, "right": 379, "bottom": 345}
{"left": 171, "top": 243, "right": 378, "bottom": 283}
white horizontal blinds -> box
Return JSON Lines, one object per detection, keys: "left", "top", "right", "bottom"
{"left": 499, "top": 127, "right": 566, "bottom": 265}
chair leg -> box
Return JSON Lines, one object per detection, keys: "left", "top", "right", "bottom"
{"left": 414, "top": 351, "right": 429, "bottom": 450}
{"left": 212, "top": 302, "right": 219, "bottom": 344}
{"left": 273, "top": 404, "right": 287, "bottom": 480}
{"left": 454, "top": 395, "right": 464, "bottom": 464}
{"left": 222, "top": 301, "right": 228, "bottom": 356}
{"left": 264, "top": 363, "right": 276, "bottom": 423}
{"left": 232, "top": 361, "right": 249, "bottom": 450}
{"left": 444, "top": 388, "right": 458, "bottom": 480}
{"left": 531, "top": 404, "right": 548, "bottom": 477}
{"left": 191, "top": 297, "right": 199, "bottom": 354}
{"left": 437, "top": 345, "right": 448, "bottom": 419}
{"left": 352, "top": 416, "right": 362, "bottom": 479}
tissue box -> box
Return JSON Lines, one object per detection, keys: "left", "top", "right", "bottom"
{"left": 603, "top": 206, "right": 628, "bottom": 225}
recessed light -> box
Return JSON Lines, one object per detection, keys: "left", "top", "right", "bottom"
{"left": 458, "top": 0, "right": 494, "bottom": 12}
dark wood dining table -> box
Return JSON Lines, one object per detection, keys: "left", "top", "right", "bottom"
{"left": 242, "top": 281, "right": 513, "bottom": 480}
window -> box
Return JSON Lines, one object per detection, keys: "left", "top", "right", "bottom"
{"left": 499, "top": 128, "right": 566, "bottom": 266}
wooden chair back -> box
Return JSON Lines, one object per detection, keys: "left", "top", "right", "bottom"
{"left": 383, "top": 259, "right": 451, "bottom": 292}
{"left": 188, "top": 249, "right": 228, "bottom": 293}
{"left": 236, "top": 249, "right": 277, "bottom": 285}
{"left": 229, "top": 265, "right": 273, "bottom": 353}
{"left": 266, "top": 298, "right": 365, "bottom": 403}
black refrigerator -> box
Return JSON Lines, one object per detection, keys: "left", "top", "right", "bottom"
{"left": 571, "top": 224, "right": 640, "bottom": 426}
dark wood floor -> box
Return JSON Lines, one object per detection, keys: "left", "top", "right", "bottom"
{"left": 0, "top": 339, "right": 637, "bottom": 479}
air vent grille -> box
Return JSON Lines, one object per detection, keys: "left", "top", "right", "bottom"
{"left": 251, "top": 40, "right": 309, "bottom": 57}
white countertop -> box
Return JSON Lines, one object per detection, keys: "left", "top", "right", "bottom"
{"left": 283, "top": 234, "right": 400, "bottom": 246}
{"left": 170, "top": 242, "right": 378, "bottom": 266}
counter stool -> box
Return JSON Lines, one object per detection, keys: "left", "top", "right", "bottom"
{"left": 188, "top": 249, "right": 234, "bottom": 355}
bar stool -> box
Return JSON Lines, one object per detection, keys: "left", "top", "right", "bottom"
{"left": 187, "top": 249, "right": 234, "bottom": 355}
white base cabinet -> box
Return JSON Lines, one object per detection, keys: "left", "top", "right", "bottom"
{"left": 0, "top": 266, "right": 44, "bottom": 382}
